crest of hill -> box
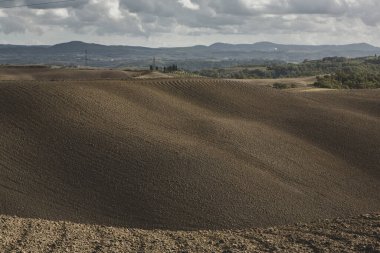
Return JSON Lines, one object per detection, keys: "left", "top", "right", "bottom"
{"left": 209, "top": 42, "right": 379, "bottom": 52}
{"left": 1, "top": 41, "right": 380, "bottom": 68}
{"left": 2, "top": 41, "right": 378, "bottom": 53}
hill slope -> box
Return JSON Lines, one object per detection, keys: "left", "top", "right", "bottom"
{"left": 0, "top": 79, "right": 379, "bottom": 230}
{"left": 0, "top": 66, "right": 141, "bottom": 81}
{"left": 1, "top": 41, "right": 380, "bottom": 69}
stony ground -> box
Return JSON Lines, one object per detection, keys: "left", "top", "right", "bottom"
{"left": 1, "top": 213, "right": 379, "bottom": 252}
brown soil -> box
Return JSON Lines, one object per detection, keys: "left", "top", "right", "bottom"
{"left": 0, "top": 66, "right": 141, "bottom": 80}
{"left": 0, "top": 213, "right": 379, "bottom": 252}
{"left": 0, "top": 78, "right": 379, "bottom": 232}
{"left": 135, "top": 71, "right": 175, "bottom": 79}
{"left": 230, "top": 76, "right": 317, "bottom": 87}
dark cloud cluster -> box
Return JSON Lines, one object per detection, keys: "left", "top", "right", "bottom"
{"left": 0, "top": 0, "right": 379, "bottom": 45}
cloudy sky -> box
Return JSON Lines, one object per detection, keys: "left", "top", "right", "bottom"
{"left": 0, "top": 0, "right": 379, "bottom": 47}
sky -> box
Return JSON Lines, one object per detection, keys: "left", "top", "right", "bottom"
{"left": 0, "top": 0, "right": 379, "bottom": 47}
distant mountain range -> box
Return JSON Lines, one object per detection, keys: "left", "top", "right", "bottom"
{"left": 1, "top": 41, "right": 379, "bottom": 70}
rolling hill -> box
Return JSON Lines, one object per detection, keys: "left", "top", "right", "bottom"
{"left": 0, "top": 78, "right": 379, "bottom": 230}
{"left": 1, "top": 41, "right": 380, "bottom": 69}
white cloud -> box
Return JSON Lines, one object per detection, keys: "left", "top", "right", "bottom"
{"left": 0, "top": 0, "right": 380, "bottom": 46}
{"left": 241, "top": 0, "right": 269, "bottom": 10}
{"left": 0, "top": 10, "right": 7, "bottom": 17}
{"left": 106, "top": 0, "right": 123, "bottom": 20}
{"left": 178, "top": 0, "right": 200, "bottom": 10}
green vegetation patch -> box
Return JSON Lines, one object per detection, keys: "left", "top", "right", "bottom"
{"left": 197, "top": 56, "right": 380, "bottom": 89}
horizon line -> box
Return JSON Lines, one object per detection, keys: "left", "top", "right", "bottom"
{"left": 0, "top": 40, "right": 378, "bottom": 49}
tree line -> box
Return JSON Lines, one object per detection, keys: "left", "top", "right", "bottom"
{"left": 195, "top": 56, "right": 380, "bottom": 89}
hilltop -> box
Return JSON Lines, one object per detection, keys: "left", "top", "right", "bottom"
{"left": 1, "top": 41, "right": 380, "bottom": 70}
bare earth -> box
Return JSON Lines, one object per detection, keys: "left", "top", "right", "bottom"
{"left": 0, "top": 66, "right": 142, "bottom": 81}
{"left": 0, "top": 71, "right": 379, "bottom": 251}
{"left": 230, "top": 76, "right": 317, "bottom": 87}
{"left": 0, "top": 213, "right": 379, "bottom": 252}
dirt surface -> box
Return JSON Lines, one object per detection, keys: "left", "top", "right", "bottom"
{"left": 0, "top": 213, "right": 379, "bottom": 252}
{"left": 0, "top": 66, "right": 141, "bottom": 80}
{"left": 0, "top": 78, "right": 379, "bottom": 231}
{"left": 135, "top": 71, "right": 175, "bottom": 79}
{"left": 231, "top": 76, "right": 317, "bottom": 87}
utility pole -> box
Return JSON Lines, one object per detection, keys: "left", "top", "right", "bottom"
{"left": 153, "top": 57, "right": 156, "bottom": 71}
{"left": 85, "top": 49, "right": 88, "bottom": 67}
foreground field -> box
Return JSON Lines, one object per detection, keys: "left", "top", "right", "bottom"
{"left": 0, "top": 78, "right": 379, "bottom": 232}
{"left": 1, "top": 213, "right": 379, "bottom": 252}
